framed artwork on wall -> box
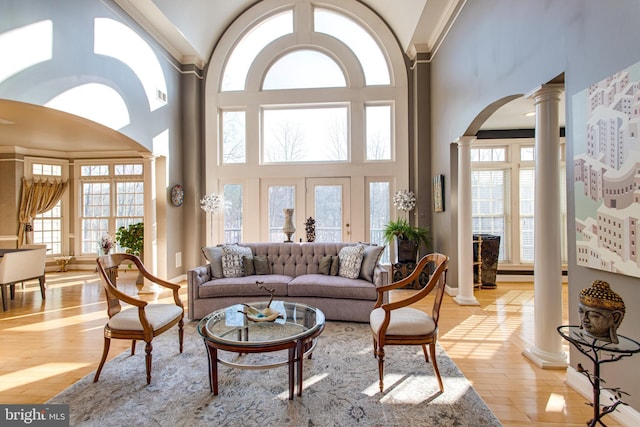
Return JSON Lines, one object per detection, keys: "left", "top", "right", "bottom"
{"left": 433, "top": 174, "right": 444, "bottom": 213}
{"left": 573, "top": 61, "right": 640, "bottom": 278}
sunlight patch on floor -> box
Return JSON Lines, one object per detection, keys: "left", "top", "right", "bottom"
{"left": 545, "top": 393, "right": 567, "bottom": 413}
{"left": 0, "top": 363, "right": 91, "bottom": 392}
{"left": 4, "top": 310, "right": 105, "bottom": 331}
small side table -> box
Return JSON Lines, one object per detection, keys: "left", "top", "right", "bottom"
{"left": 54, "top": 256, "right": 73, "bottom": 272}
{"left": 557, "top": 325, "right": 640, "bottom": 427}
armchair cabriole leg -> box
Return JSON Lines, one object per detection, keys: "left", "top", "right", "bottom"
{"left": 430, "top": 343, "right": 443, "bottom": 392}
{"left": 93, "top": 336, "right": 111, "bottom": 382}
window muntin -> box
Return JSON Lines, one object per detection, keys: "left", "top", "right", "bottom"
{"left": 222, "top": 110, "right": 246, "bottom": 164}
{"left": 314, "top": 8, "right": 390, "bottom": 85}
{"left": 263, "top": 50, "right": 346, "bottom": 89}
{"left": 224, "top": 184, "right": 243, "bottom": 243}
{"left": 268, "top": 185, "right": 295, "bottom": 242}
{"left": 471, "top": 147, "right": 506, "bottom": 162}
{"left": 222, "top": 10, "right": 293, "bottom": 91}
{"left": 366, "top": 105, "right": 391, "bottom": 160}
{"left": 81, "top": 182, "right": 110, "bottom": 254}
{"left": 81, "top": 165, "right": 109, "bottom": 176}
{"left": 263, "top": 106, "right": 348, "bottom": 163}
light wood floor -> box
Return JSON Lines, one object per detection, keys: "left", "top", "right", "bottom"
{"left": 0, "top": 271, "right": 619, "bottom": 426}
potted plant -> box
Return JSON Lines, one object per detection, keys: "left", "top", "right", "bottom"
{"left": 383, "top": 190, "right": 431, "bottom": 263}
{"left": 115, "top": 222, "right": 144, "bottom": 288}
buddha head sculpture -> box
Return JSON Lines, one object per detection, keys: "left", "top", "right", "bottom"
{"left": 578, "top": 280, "right": 625, "bottom": 344}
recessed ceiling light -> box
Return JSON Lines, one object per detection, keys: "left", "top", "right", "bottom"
{"left": 524, "top": 111, "right": 536, "bottom": 117}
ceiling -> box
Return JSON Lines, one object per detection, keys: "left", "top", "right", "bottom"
{"left": 0, "top": 0, "right": 564, "bottom": 156}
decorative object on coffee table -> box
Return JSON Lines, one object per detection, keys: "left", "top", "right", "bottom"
{"left": 305, "top": 217, "right": 316, "bottom": 242}
{"left": 578, "top": 280, "right": 626, "bottom": 344}
{"left": 238, "top": 282, "right": 281, "bottom": 322}
{"left": 282, "top": 208, "right": 296, "bottom": 242}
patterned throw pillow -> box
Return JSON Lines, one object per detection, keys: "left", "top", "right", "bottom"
{"left": 338, "top": 245, "right": 365, "bottom": 279}
{"left": 221, "top": 245, "right": 253, "bottom": 278}
{"left": 222, "top": 253, "right": 244, "bottom": 278}
{"left": 243, "top": 256, "right": 255, "bottom": 276}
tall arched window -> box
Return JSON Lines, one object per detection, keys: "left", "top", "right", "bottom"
{"left": 206, "top": 0, "right": 408, "bottom": 245}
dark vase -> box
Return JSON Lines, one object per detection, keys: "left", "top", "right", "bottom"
{"left": 395, "top": 236, "right": 418, "bottom": 263}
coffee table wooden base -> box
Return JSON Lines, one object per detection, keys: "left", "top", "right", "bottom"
{"left": 202, "top": 336, "right": 317, "bottom": 400}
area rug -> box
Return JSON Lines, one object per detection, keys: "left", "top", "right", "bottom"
{"left": 49, "top": 322, "right": 501, "bottom": 426}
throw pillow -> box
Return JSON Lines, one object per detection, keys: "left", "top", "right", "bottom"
{"left": 330, "top": 255, "right": 340, "bottom": 276}
{"left": 359, "top": 244, "right": 385, "bottom": 282}
{"left": 201, "top": 246, "right": 224, "bottom": 278}
{"left": 221, "top": 244, "right": 253, "bottom": 277}
{"left": 338, "top": 245, "right": 365, "bottom": 279}
{"left": 253, "top": 255, "right": 272, "bottom": 275}
{"left": 243, "top": 256, "right": 255, "bottom": 276}
{"left": 319, "top": 255, "right": 333, "bottom": 275}
{"left": 221, "top": 253, "right": 244, "bottom": 277}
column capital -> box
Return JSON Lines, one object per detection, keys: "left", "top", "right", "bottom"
{"left": 525, "top": 83, "right": 564, "bottom": 101}
{"left": 455, "top": 135, "right": 475, "bottom": 148}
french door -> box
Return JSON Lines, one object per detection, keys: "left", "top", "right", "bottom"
{"left": 305, "top": 178, "right": 351, "bottom": 242}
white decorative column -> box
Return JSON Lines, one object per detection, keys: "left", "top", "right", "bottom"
{"left": 454, "top": 136, "right": 480, "bottom": 306}
{"left": 522, "top": 84, "right": 567, "bottom": 368}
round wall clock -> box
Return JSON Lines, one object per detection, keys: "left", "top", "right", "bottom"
{"left": 170, "top": 184, "right": 184, "bottom": 207}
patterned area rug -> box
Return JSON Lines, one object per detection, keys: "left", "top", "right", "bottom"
{"left": 49, "top": 321, "right": 501, "bottom": 426}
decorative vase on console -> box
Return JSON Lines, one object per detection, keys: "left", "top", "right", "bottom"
{"left": 282, "top": 208, "right": 296, "bottom": 242}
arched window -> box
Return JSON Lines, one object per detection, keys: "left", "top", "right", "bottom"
{"left": 206, "top": 0, "right": 408, "bottom": 245}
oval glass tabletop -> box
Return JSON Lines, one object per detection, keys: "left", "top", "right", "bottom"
{"left": 197, "top": 301, "right": 325, "bottom": 348}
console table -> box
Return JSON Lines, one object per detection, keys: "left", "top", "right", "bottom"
{"left": 557, "top": 325, "right": 640, "bottom": 427}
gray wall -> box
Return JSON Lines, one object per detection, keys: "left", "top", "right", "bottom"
{"left": 430, "top": 0, "right": 640, "bottom": 409}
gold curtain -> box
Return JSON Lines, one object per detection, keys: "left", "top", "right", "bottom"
{"left": 18, "top": 177, "right": 69, "bottom": 247}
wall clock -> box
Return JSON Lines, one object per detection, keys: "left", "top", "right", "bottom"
{"left": 171, "top": 184, "right": 184, "bottom": 207}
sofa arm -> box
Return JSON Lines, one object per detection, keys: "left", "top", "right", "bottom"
{"left": 373, "top": 264, "right": 389, "bottom": 286}
{"left": 187, "top": 265, "right": 211, "bottom": 301}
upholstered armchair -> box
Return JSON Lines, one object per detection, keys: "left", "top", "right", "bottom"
{"left": 370, "top": 253, "right": 449, "bottom": 393}
{"left": 94, "top": 253, "right": 184, "bottom": 385}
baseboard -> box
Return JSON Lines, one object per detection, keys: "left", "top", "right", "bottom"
{"left": 445, "top": 284, "right": 458, "bottom": 296}
{"left": 566, "top": 367, "right": 640, "bottom": 426}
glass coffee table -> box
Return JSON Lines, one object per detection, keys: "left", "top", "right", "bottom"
{"left": 197, "top": 301, "right": 325, "bottom": 400}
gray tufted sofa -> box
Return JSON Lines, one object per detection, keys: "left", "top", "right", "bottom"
{"left": 187, "top": 242, "right": 388, "bottom": 322}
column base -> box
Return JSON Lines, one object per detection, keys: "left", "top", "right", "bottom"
{"left": 453, "top": 294, "right": 480, "bottom": 306}
{"left": 522, "top": 346, "right": 567, "bottom": 369}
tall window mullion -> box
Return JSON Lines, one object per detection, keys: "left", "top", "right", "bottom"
{"left": 471, "top": 169, "right": 509, "bottom": 262}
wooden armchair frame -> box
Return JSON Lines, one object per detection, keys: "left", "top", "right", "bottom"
{"left": 94, "top": 253, "right": 184, "bottom": 384}
{"left": 370, "top": 253, "right": 449, "bottom": 393}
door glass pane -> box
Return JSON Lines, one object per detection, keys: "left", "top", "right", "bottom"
{"left": 224, "top": 184, "right": 243, "bottom": 243}
{"left": 269, "top": 186, "right": 295, "bottom": 242}
{"left": 314, "top": 185, "right": 342, "bottom": 242}
{"left": 369, "top": 181, "right": 390, "bottom": 264}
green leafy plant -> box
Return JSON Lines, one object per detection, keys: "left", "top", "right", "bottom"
{"left": 382, "top": 217, "right": 431, "bottom": 251}
{"left": 115, "top": 222, "right": 144, "bottom": 256}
